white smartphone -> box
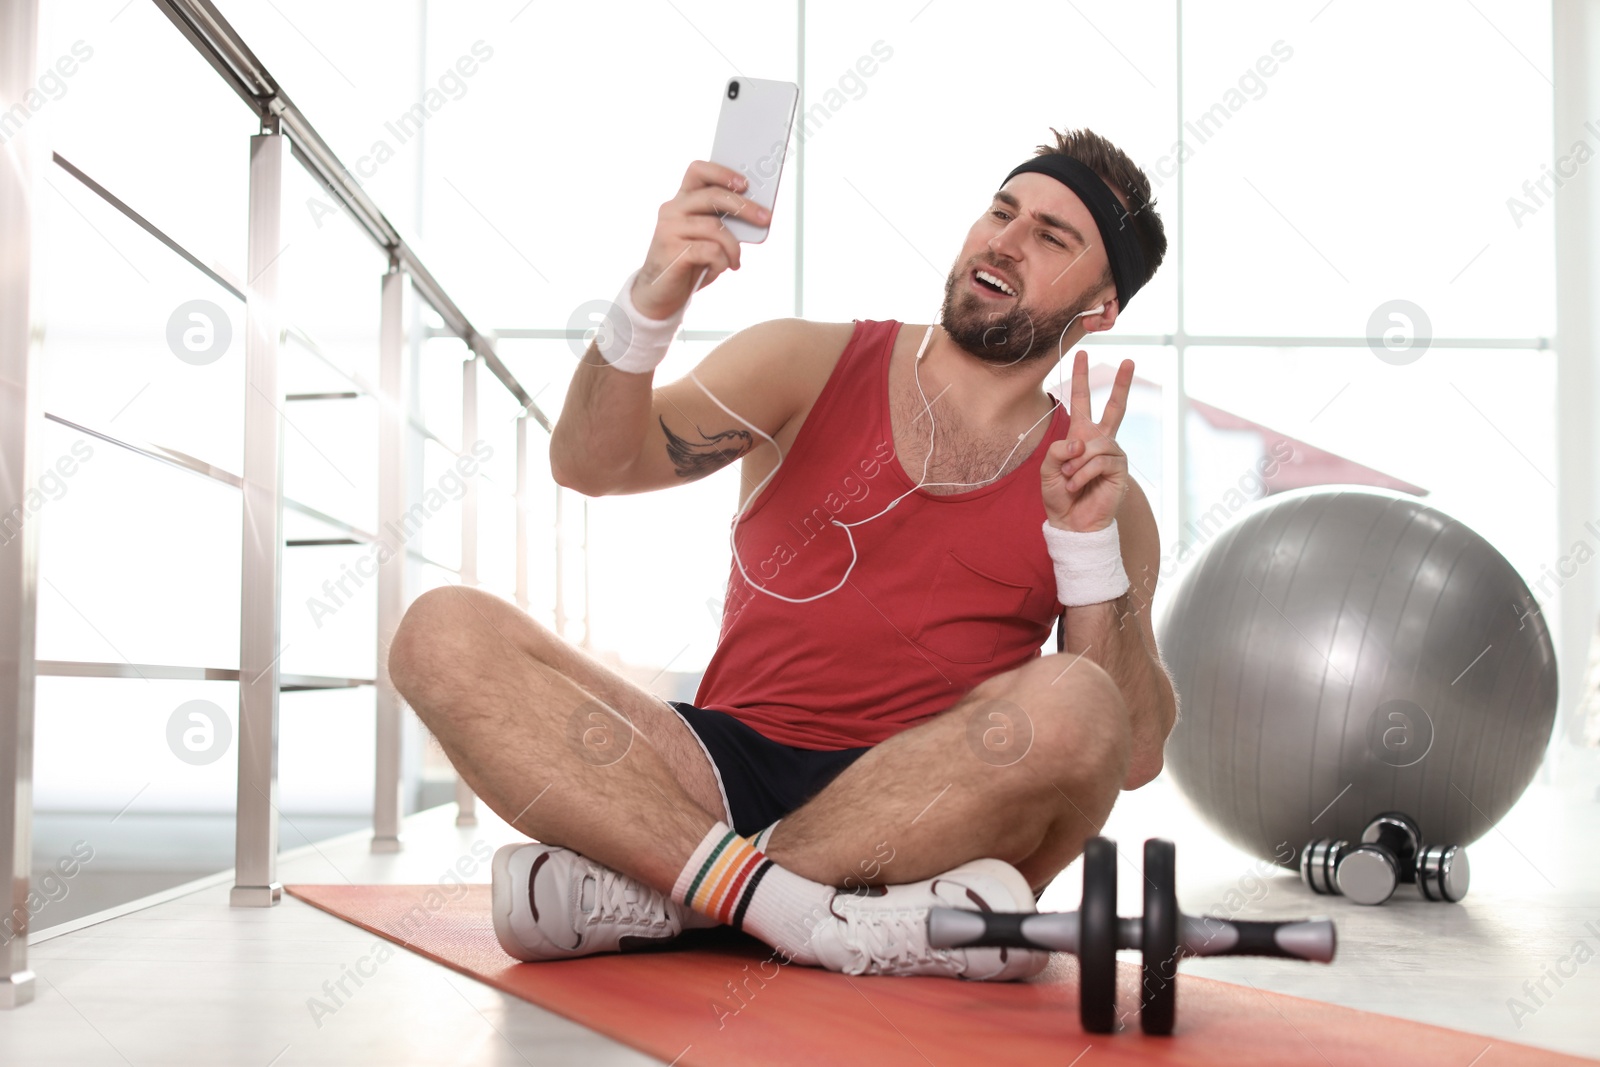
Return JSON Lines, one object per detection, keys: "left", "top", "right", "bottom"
{"left": 709, "top": 76, "right": 799, "bottom": 244}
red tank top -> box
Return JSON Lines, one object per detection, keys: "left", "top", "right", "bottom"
{"left": 694, "top": 319, "right": 1072, "bottom": 750}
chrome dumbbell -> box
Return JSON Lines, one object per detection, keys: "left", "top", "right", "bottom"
{"left": 1414, "top": 839, "right": 1471, "bottom": 902}
{"left": 1337, "top": 811, "right": 1420, "bottom": 905}
{"left": 1300, "top": 812, "right": 1469, "bottom": 904}
{"left": 1299, "top": 837, "right": 1347, "bottom": 896}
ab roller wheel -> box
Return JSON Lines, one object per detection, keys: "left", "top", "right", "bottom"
{"left": 1077, "top": 836, "right": 1118, "bottom": 1034}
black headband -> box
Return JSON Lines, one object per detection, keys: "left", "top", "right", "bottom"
{"left": 1001, "top": 155, "right": 1147, "bottom": 310}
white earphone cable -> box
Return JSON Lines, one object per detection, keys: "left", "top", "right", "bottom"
{"left": 674, "top": 267, "right": 1097, "bottom": 605}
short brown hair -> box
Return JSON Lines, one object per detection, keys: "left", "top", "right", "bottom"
{"left": 1032, "top": 127, "right": 1167, "bottom": 302}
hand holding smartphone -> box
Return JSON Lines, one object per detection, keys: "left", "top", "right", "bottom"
{"left": 709, "top": 77, "right": 799, "bottom": 243}
{"left": 630, "top": 77, "right": 799, "bottom": 320}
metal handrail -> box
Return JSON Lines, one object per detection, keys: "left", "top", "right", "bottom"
{"left": 148, "top": 0, "right": 549, "bottom": 428}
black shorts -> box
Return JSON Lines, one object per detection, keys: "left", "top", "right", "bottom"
{"left": 667, "top": 701, "right": 871, "bottom": 838}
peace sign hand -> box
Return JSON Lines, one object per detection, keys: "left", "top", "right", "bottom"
{"left": 1040, "top": 351, "right": 1134, "bottom": 534}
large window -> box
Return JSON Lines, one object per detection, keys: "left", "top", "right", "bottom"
{"left": 414, "top": 0, "right": 1557, "bottom": 682}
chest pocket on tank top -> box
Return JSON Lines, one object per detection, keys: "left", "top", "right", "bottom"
{"left": 911, "top": 551, "right": 1034, "bottom": 664}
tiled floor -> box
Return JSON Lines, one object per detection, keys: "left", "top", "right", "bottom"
{"left": 9, "top": 807, "right": 651, "bottom": 1066}
{"left": 3, "top": 746, "right": 1598, "bottom": 1065}
{"left": 28, "top": 813, "right": 370, "bottom": 931}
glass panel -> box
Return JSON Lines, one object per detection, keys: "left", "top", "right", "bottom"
{"left": 32, "top": 675, "right": 239, "bottom": 931}
{"left": 283, "top": 335, "right": 367, "bottom": 398}
{"left": 282, "top": 544, "right": 377, "bottom": 680}
{"left": 32, "top": 676, "right": 367, "bottom": 931}
{"left": 420, "top": 0, "right": 798, "bottom": 330}
{"left": 279, "top": 158, "right": 386, "bottom": 389}
{"left": 410, "top": 433, "right": 466, "bottom": 571}
{"left": 281, "top": 388, "right": 379, "bottom": 534}
{"left": 1183, "top": 347, "right": 1557, "bottom": 604}
{"left": 279, "top": 687, "right": 377, "bottom": 817}
{"left": 33, "top": 676, "right": 239, "bottom": 811}
{"left": 1181, "top": 0, "right": 1553, "bottom": 338}
{"left": 39, "top": 158, "right": 246, "bottom": 476}
{"left": 41, "top": 0, "right": 258, "bottom": 281}
{"left": 35, "top": 419, "right": 242, "bottom": 668}
{"left": 475, "top": 377, "right": 521, "bottom": 599}
{"left": 418, "top": 337, "right": 466, "bottom": 448}
{"left": 803, "top": 0, "right": 1178, "bottom": 334}
{"left": 522, "top": 419, "right": 560, "bottom": 633}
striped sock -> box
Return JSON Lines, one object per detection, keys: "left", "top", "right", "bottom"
{"left": 672, "top": 822, "right": 832, "bottom": 964}
{"left": 749, "top": 820, "right": 780, "bottom": 852}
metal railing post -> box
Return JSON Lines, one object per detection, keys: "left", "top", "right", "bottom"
{"left": 0, "top": 0, "right": 42, "bottom": 1009}
{"left": 232, "top": 127, "right": 286, "bottom": 907}
{"left": 454, "top": 355, "right": 479, "bottom": 827}
{"left": 372, "top": 262, "right": 410, "bottom": 853}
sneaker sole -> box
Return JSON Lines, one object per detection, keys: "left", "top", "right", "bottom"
{"left": 491, "top": 841, "right": 544, "bottom": 962}
{"left": 492, "top": 842, "right": 684, "bottom": 962}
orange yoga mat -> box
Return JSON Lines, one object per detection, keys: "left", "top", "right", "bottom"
{"left": 287, "top": 883, "right": 1592, "bottom": 1066}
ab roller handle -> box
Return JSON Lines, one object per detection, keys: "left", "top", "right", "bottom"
{"left": 926, "top": 837, "right": 1337, "bottom": 1036}
{"left": 926, "top": 909, "right": 1336, "bottom": 963}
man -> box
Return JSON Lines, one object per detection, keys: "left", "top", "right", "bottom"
{"left": 389, "top": 126, "right": 1178, "bottom": 981}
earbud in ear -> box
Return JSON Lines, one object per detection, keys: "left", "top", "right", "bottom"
{"left": 1085, "top": 304, "right": 1106, "bottom": 316}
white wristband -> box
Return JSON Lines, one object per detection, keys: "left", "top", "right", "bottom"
{"left": 1043, "top": 519, "right": 1130, "bottom": 607}
{"left": 595, "top": 269, "right": 685, "bottom": 374}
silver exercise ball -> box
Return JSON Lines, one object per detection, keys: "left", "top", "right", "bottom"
{"left": 1156, "top": 486, "right": 1558, "bottom": 869}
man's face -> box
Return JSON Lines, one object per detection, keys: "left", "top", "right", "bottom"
{"left": 939, "top": 172, "right": 1115, "bottom": 368}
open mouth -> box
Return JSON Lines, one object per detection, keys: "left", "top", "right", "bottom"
{"left": 970, "top": 268, "right": 1017, "bottom": 299}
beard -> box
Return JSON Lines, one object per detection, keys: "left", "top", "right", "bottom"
{"left": 938, "top": 258, "right": 1096, "bottom": 369}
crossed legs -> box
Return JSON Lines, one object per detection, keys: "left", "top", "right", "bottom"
{"left": 388, "top": 586, "right": 1130, "bottom": 897}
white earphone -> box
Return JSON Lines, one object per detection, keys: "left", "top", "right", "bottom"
{"left": 684, "top": 271, "right": 1102, "bottom": 606}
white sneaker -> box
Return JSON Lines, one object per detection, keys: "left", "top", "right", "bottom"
{"left": 808, "top": 858, "right": 1049, "bottom": 980}
{"left": 491, "top": 842, "right": 695, "bottom": 961}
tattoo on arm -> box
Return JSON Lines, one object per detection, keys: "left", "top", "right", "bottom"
{"left": 660, "top": 415, "right": 755, "bottom": 481}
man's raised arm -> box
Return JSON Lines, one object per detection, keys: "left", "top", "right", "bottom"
{"left": 549, "top": 160, "right": 816, "bottom": 498}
